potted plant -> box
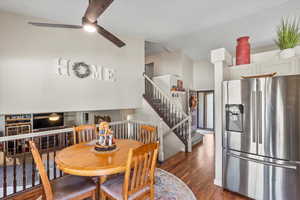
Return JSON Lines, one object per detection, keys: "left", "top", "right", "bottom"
{"left": 275, "top": 17, "right": 300, "bottom": 59}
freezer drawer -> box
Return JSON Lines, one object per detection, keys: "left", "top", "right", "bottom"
{"left": 223, "top": 150, "right": 300, "bottom": 200}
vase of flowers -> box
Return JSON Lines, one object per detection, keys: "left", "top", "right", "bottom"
{"left": 275, "top": 17, "right": 300, "bottom": 59}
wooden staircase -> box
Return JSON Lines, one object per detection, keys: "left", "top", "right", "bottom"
{"left": 143, "top": 74, "right": 192, "bottom": 152}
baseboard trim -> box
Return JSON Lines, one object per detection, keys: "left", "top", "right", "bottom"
{"left": 213, "top": 178, "right": 223, "bottom": 187}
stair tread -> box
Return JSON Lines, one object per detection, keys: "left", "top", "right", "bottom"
{"left": 143, "top": 94, "right": 189, "bottom": 148}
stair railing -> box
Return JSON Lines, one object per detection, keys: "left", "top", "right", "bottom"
{"left": 143, "top": 73, "right": 192, "bottom": 152}
{"left": 0, "top": 119, "right": 162, "bottom": 199}
{"left": 143, "top": 73, "right": 187, "bottom": 117}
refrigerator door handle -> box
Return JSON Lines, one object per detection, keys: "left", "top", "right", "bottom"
{"left": 227, "top": 152, "right": 297, "bottom": 170}
{"left": 258, "top": 90, "right": 263, "bottom": 144}
{"left": 251, "top": 91, "right": 256, "bottom": 143}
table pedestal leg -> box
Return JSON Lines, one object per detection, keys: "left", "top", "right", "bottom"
{"left": 98, "top": 176, "right": 107, "bottom": 200}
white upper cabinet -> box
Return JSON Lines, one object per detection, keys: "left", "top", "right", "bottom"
{"left": 225, "top": 56, "right": 300, "bottom": 80}
{"left": 225, "top": 63, "right": 258, "bottom": 80}
{"left": 257, "top": 58, "right": 298, "bottom": 76}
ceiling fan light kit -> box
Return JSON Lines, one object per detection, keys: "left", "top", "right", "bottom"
{"left": 82, "top": 17, "right": 97, "bottom": 33}
{"left": 28, "top": 0, "right": 125, "bottom": 48}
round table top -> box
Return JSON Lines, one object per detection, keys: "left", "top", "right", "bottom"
{"left": 55, "top": 139, "right": 143, "bottom": 176}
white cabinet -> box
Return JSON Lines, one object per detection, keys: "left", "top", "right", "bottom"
{"left": 225, "top": 64, "right": 258, "bottom": 80}
{"left": 225, "top": 56, "right": 300, "bottom": 80}
{"left": 257, "top": 58, "right": 298, "bottom": 76}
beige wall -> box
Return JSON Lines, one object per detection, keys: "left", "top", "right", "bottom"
{"left": 182, "top": 54, "right": 194, "bottom": 89}
{"left": 0, "top": 11, "right": 145, "bottom": 114}
{"left": 193, "top": 60, "right": 214, "bottom": 90}
{"left": 145, "top": 51, "right": 182, "bottom": 77}
{"left": 145, "top": 51, "right": 194, "bottom": 89}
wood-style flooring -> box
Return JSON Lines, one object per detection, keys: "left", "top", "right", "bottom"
{"left": 159, "top": 133, "right": 249, "bottom": 200}
{"left": 11, "top": 133, "right": 249, "bottom": 200}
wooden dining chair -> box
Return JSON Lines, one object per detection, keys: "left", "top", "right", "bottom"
{"left": 140, "top": 125, "right": 158, "bottom": 144}
{"left": 29, "top": 141, "right": 97, "bottom": 200}
{"left": 101, "top": 143, "right": 159, "bottom": 200}
{"left": 73, "top": 124, "right": 97, "bottom": 144}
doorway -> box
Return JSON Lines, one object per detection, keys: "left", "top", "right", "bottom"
{"left": 197, "top": 90, "right": 214, "bottom": 130}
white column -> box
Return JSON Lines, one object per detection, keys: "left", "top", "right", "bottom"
{"left": 158, "top": 119, "right": 165, "bottom": 162}
{"left": 210, "top": 48, "right": 232, "bottom": 187}
{"left": 187, "top": 116, "right": 192, "bottom": 152}
{"left": 187, "top": 89, "right": 193, "bottom": 153}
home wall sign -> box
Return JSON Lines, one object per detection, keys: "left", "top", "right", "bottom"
{"left": 56, "top": 58, "right": 116, "bottom": 81}
{"left": 72, "top": 62, "right": 92, "bottom": 79}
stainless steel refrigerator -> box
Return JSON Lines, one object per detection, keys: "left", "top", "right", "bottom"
{"left": 223, "top": 75, "right": 300, "bottom": 200}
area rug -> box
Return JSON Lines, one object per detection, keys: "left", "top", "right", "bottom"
{"left": 155, "top": 168, "right": 196, "bottom": 200}
{"left": 0, "top": 167, "right": 196, "bottom": 200}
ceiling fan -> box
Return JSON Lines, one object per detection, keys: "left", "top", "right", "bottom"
{"left": 28, "top": 0, "right": 126, "bottom": 48}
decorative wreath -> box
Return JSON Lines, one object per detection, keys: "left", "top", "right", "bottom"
{"left": 72, "top": 62, "right": 92, "bottom": 78}
{"left": 190, "top": 95, "right": 198, "bottom": 109}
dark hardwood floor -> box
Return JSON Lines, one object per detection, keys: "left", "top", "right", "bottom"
{"left": 159, "top": 133, "right": 249, "bottom": 200}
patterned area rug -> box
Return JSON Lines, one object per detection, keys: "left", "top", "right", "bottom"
{"left": 155, "top": 168, "right": 196, "bottom": 200}
{"left": 0, "top": 167, "right": 196, "bottom": 199}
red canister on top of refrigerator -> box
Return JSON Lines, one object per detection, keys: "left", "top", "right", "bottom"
{"left": 236, "top": 36, "right": 250, "bottom": 65}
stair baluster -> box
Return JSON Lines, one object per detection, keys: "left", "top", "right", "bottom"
{"left": 143, "top": 73, "right": 192, "bottom": 152}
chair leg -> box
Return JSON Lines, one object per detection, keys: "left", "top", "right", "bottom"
{"left": 150, "top": 186, "right": 155, "bottom": 200}
{"left": 100, "top": 191, "right": 106, "bottom": 200}
{"left": 102, "top": 192, "right": 108, "bottom": 200}
{"left": 92, "top": 190, "right": 96, "bottom": 200}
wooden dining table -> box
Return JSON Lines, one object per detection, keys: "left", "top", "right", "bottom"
{"left": 55, "top": 139, "right": 143, "bottom": 199}
{"left": 55, "top": 139, "right": 143, "bottom": 176}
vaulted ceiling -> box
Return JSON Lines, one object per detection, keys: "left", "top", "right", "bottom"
{"left": 0, "top": 0, "right": 300, "bottom": 60}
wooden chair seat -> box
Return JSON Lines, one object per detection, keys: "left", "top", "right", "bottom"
{"left": 52, "top": 175, "right": 96, "bottom": 200}
{"left": 101, "top": 174, "right": 150, "bottom": 200}
{"left": 29, "top": 141, "right": 97, "bottom": 200}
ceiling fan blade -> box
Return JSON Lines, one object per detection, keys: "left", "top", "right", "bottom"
{"left": 96, "top": 25, "right": 126, "bottom": 47}
{"left": 84, "top": 0, "right": 114, "bottom": 22}
{"left": 28, "top": 22, "right": 82, "bottom": 29}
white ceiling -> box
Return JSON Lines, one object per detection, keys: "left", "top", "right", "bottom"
{"left": 0, "top": 0, "right": 300, "bottom": 60}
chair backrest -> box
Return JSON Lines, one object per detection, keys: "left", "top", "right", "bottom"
{"left": 73, "top": 124, "right": 97, "bottom": 144}
{"left": 29, "top": 141, "right": 53, "bottom": 200}
{"left": 140, "top": 125, "right": 157, "bottom": 144}
{"left": 123, "top": 143, "right": 158, "bottom": 199}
